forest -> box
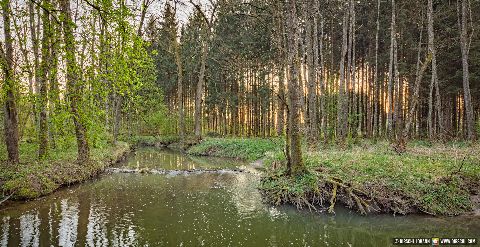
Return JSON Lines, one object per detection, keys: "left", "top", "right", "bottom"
{"left": 1, "top": 0, "right": 479, "bottom": 162}
{"left": 0, "top": 0, "right": 479, "bottom": 245}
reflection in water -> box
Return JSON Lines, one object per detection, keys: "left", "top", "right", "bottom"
{"left": 1, "top": 217, "right": 9, "bottom": 247}
{"left": 229, "top": 173, "right": 264, "bottom": 218}
{"left": 20, "top": 213, "right": 40, "bottom": 247}
{"left": 110, "top": 213, "right": 139, "bottom": 247}
{"left": 121, "top": 147, "right": 245, "bottom": 171}
{"left": 0, "top": 148, "right": 478, "bottom": 247}
{"left": 86, "top": 203, "right": 108, "bottom": 247}
{"left": 58, "top": 199, "right": 79, "bottom": 247}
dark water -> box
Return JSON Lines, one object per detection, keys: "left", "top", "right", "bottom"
{"left": 1, "top": 148, "right": 478, "bottom": 247}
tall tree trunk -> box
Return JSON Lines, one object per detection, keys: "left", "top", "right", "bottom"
{"left": 350, "top": 0, "right": 357, "bottom": 138}
{"left": 387, "top": 0, "right": 396, "bottom": 139}
{"left": 28, "top": 1, "right": 39, "bottom": 126}
{"left": 458, "top": 0, "right": 476, "bottom": 140}
{"left": 38, "top": 0, "right": 52, "bottom": 159}
{"left": 277, "top": 65, "right": 285, "bottom": 136}
{"left": 49, "top": 13, "right": 61, "bottom": 149}
{"left": 194, "top": 38, "right": 208, "bottom": 138}
{"left": 336, "top": 4, "right": 349, "bottom": 143}
{"left": 402, "top": 23, "right": 432, "bottom": 145}
{"left": 427, "top": 0, "right": 444, "bottom": 139}
{"left": 345, "top": 0, "right": 353, "bottom": 138}
{"left": 393, "top": 26, "right": 400, "bottom": 138}
{"left": 276, "top": 1, "right": 285, "bottom": 136}
{"left": 373, "top": 0, "right": 380, "bottom": 138}
{"left": 306, "top": 0, "right": 317, "bottom": 143}
{"left": 1, "top": 0, "right": 19, "bottom": 164}
{"left": 315, "top": 16, "right": 328, "bottom": 141}
{"left": 137, "top": 0, "right": 150, "bottom": 37}
{"left": 60, "top": 0, "right": 90, "bottom": 162}
{"left": 175, "top": 39, "right": 185, "bottom": 140}
{"left": 286, "top": 0, "right": 304, "bottom": 175}
{"left": 316, "top": 13, "right": 327, "bottom": 142}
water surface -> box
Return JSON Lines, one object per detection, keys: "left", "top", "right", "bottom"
{"left": 1, "top": 148, "right": 478, "bottom": 246}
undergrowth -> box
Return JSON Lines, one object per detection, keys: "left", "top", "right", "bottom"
{"left": 187, "top": 137, "right": 283, "bottom": 161}
{"left": 260, "top": 140, "right": 480, "bottom": 216}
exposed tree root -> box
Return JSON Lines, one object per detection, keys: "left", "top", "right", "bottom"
{"left": 260, "top": 172, "right": 381, "bottom": 215}
{"left": 0, "top": 192, "right": 14, "bottom": 206}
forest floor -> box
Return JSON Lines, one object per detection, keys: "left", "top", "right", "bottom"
{"left": 176, "top": 137, "right": 480, "bottom": 216}
{"left": 0, "top": 141, "right": 130, "bottom": 203}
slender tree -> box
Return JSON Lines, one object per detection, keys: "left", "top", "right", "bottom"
{"left": 458, "top": 0, "right": 476, "bottom": 140}
{"left": 175, "top": 35, "right": 185, "bottom": 139}
{"left": 387, "top": 0, "right": 396, "bottom": 138}
{"left": 1, "top": 0, "right": 19, "bottom": 164}
{"left": 38, "top": 0, "right": 52, "bottom": 159}
{"left": 427, "top": 0, "right": 443, "bottom": 139}
{"left": 306, "top": 0, "right": 317, "bottom": 143}
{"left": 59, "top": 0, "right": 90, "bottom": 162}
{"left": 337, "top": 3, "right": 349, "bottom": 143}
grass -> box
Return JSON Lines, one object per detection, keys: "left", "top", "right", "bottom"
{"left": 123, "top": 135, "right": 180, "bottom": 146}
{"left": 259, "top": 139, "right": 480, "bottom": 216}
{"left": 0, "top": 140, "right": 130, "bottom": 200}
{"left": 187, "top": 137, "right": 284, "bottom": 161}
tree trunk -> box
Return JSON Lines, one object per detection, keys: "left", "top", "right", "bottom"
{"left": 427, "top": 0, "right": 444, "bottom": 139}
{"left": 49, "top": 16, "right": 61, "bottom": 149}
{"left": 38, "top": 0, "right": 51, "bottom": 159}
{"left": 306, "top": 0, "right": 317, "bottom": 143}
{"left": 336, "top": 4, "right": 349, "bottom": 143}
{"left": 175, "top": 39, "right": 185, "bottom": 140}
{"left": 402, "top": 24, "right": 432, "bottom": 144}
{"left": 373, "top": 0, "right": 380, "bottom": 138}
{"left": 286, "top": 0, "right": 304, "bottom": 175}
{"left": 387, "top": 0, "right": 396, "bottom": 139}
{"left": 1, "top": 0, "right": 19, "bottom": 164}
{"left": 458, "top": 0, "right": 476, "bottom": 140}
{"left": 276, "top": 2, "right": 285, "bottom": 136}
{"left": 28, "top": 2, "right": 40, "bottom": 126}
{"left": 137, "top": 0, "right": 150, "bottom": 37}
{"left": 60, "top": 0, "right": 90, "bottom": 163}
{"left": 194, "top": 38, "right": 208, "bottom": 138}
{"left": 315, "top": 9, "right": 327, "bottom": 142}
{"left": 277, "top": 65, "right": 285, "bottom": 136}
{"left": 350, "top": 0, "right": 357, "bottom": 138}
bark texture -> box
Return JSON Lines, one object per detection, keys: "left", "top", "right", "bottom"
{"left": 1, "top": 0, "right": 19, "bottom": 164}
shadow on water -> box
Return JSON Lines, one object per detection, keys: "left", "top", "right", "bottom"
{"left": 1, "top": 147, "right": 479, "bottom": 246}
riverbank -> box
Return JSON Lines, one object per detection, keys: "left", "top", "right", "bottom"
{"left": 0, "top": 141, "right": 130, "bottom": 202}
{"left": 2, "top": 136, "right": 478, "bottom": 216}
{"left": 182, "top": 137, "right": 480, "bottom": 216}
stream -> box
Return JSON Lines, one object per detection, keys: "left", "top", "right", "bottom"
{"left": 1, "top": 147, "right": 478, "bottom": 246}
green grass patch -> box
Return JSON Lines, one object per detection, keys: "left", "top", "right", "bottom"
{"left": 187, "top": 137, "right": 284, "bottom": 161}
{"left": 261, "top": 140, "right": 480, "bottom": 216}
